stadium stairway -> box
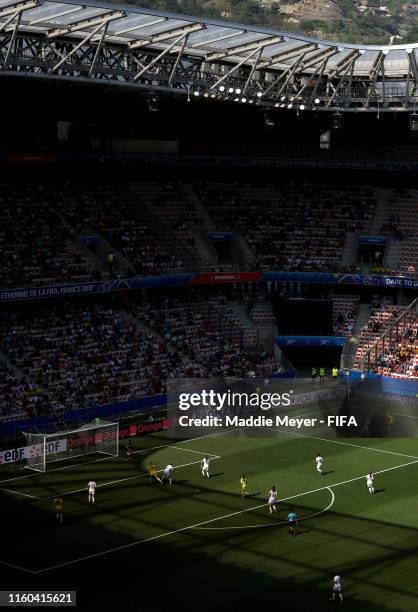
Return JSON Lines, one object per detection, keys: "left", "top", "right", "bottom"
{"left": 185, "top": 183, "right": 238, "bottom": 270}
{"left": 94, "top": 233, "right": 133, "bottom": 277}
{"left": 340, "top": 231, "right": 358, "bottom": 269}
{"left": 231, "top": 232, "right": 257, "bottom": 271}
{"left": 383, "top": 239, "right": 401, "bottom": 272}
{"left": 353, "top": 303, "right": 371, "bottom": 337}
{"left": 122, "top": 310, "right": 192, "bottom": 367}
{"left": 184, "top": 184, "right": 217, "bottom": 231}
{"left": 192, "top": 233, "right": 220, "bottom": 270}
{"left": 188, "top": 183, "right": 254, "bottom": 271}
{"left": 341, "top": 303, "right": 370, "bottom": 369}
{"left": 369, "top": 188, "right": 392, "bottom": 234}
{"left": 127, "top": 182, "right": 200, "bottom": 272}
{"left": 369, "top": 188, "right": 401, "bottom": 272}
{"left": 228, "top": 299, "right": 277, "bottom": 351}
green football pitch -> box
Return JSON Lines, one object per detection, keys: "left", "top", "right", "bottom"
{"left": 1, "top": 425, "right": 418, "bottom": 611}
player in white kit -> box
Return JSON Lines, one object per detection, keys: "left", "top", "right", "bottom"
{"left": 366, "top": 472, "right": 374, "bottom": 494}
{"left": 88, "top": 480, "right": 97, "bottom": 504}
{"left": 329, "top": 575, "right": 343, "bottom": 603}
{"left": 161, "top": 463, "right": 174, "bottom": 485}
{"left": 267, "top": 486, "right": 278, "bottom": 513}
{"left": 201, "top": 456, "right": 210, "bottom": 478}
{"left": 315, "top": 453, "right": 324, "bottom": 474}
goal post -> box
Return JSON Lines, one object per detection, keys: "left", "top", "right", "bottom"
{"left": 22, "top": 421, "right": 119, "bottom": 472}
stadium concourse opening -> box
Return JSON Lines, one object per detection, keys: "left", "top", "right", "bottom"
{"left": 0, "top": 3, "right": 417, "bottom": 611}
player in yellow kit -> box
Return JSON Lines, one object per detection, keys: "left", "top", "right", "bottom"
{"left": 148, "top": 463, "right": 162, "bottom": 484}
{"left": 240, "top": 474, "right": 249, "bottom": 497}
{"left": 54, "top": 497, "right": 63, "bottom": 523}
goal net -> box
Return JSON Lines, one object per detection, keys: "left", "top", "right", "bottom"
{"left": 22, "top": 421, "right": 119, "bottom": 472}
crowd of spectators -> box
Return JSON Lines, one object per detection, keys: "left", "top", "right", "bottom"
{"left": 195, "top": 181, "right": 375, "bottom": 272}
{"left": 0, "top": 296, "right": 278, "bottom": 423}
{"left": 354, "top": 296, "right": 418, "bottom": 378}
{"left": 0, "top": 184, "right": 95, "bottom": 289}
{"left": 379, "top": 188, "right": 418, "bottom": 276}
{"left": 0, "top": 361, "right": 48, "bottom": 422}
{"left": 0, "top": 302, "right": 189, "bottom": 422}
{"left": 55, "top": 182, "right": 187, "bottom": 276}
{"left": 332, "top": 294, "right": 359, "bottom": 337}
{"left": 1, "top": 180, "right": 416, "bottom": 292}
{"left": 130, "top": 295, "right": 276, "bottom": 378}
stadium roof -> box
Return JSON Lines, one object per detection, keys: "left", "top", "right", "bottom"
{"left": 1, "top": 0, "right": 418, "bottom": 111}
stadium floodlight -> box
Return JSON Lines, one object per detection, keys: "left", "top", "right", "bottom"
{"left": 314, "top": 98, "right": 321, "bottom": 104}
{"left": 287, "top": 103, "right": 293, "bottom": 109}
{"left": 234, "top": 97, "right": 239, "bottom": 102}
{"left": 219, "top": 85, "right": 225, "bottom": 92}
{"left": 264, "top": 111, "right": 275, "bottom": 128}
{"left": 228, "top": 87, "right": 234, "bottom": 93}
{"left": 235, "top": 88, "right": 241, "bottom": 94}
{"left": 241, "top": 97, "right": 247, "bottom": 103}
{"left": 257, "top": 92, "right": 263, "bottom": 98}
{"left": 146, "top": 94, "right": 159, "bottom": 112}
{"left": 299, "top": 104, "right": 305, "bottom": 110}
{"left": 193, "top": 91, "right": 200, "bottom": 96}
{"left": 22, "top": 421, "right": 119, "bottom": 473}
{"left": 331, "top": 111, "right": 343, "bottom": 129}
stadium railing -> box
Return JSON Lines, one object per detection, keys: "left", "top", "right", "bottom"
{"left": 361, "top": 298, "right": 417, "bottom": 372}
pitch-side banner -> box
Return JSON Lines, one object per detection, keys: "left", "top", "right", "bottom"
{"left": 0, "top": 272, "right": 417, "bottom": 302}
{"left": 0, "top": 439, "right": 67, "bottom": 464}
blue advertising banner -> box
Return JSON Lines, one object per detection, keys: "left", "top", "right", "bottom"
{"left": 0, "top": 271, "right": 417, "bottom": 303}
{"left": 207, "top": 232, "right": 232, "bottom": 241}
{"left": 346, "top": 371, "right": 418, "bottom": 398}
{"left": 275, "top": 336, "right": 346, "bottom": 347}
{"left": 359, "top": 236, "right": 387, "bottom": 245}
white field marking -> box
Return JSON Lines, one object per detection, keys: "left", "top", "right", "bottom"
{"left": 0, "top": 487, "right": 39, "bottom": 500}
{"left": 168, "top": 445, "right": 217, "bottom": 457}
{"left": 38, "top": 456, "right": 221, "bottom": 502}
{"left": 0, "top": 559, "right": 37, "bottom": 574}
{"left": 193, "top": 487, "right": 335, "bottom": 530}
{"left": 31, "top": 458, "right": 418, "bottom": 574}
{"left": 0, "top": 431, "right": 226, "bottom": 485}
{"left": 278, "top": 430, "right": 418, "bottom": 460}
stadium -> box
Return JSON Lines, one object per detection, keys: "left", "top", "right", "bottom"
{"left": 0, "top": 0, "right": 418, "bottom": 609}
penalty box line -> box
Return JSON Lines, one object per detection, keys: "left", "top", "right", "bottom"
{"left": 39, "top": 455, "right": 222, "bottom": 502}
{"left": 31, "top": 457, "right": 418, "bottom": 575}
